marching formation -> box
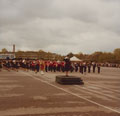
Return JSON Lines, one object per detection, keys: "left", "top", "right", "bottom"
{"left": 0, "top": 59, "right": 101, "bottom": 74}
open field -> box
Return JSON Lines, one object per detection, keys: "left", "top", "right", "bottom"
{"left": 0, "top": 67, "right": 120, "bottom": 116}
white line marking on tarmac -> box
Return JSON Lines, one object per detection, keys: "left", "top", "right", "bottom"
{"left": 42, "top": 75, "right": 120, "bottom": 100}
{"left": 74, "top": 85, "right": 120, "bottom": 100}
{"left": 85, "top": 82, "right": 120, "bottom": 93}
{"left": 34, "top": 73, "right": 120, "bottom": 99}
{"left": 22, "top": 72, "right": 120, "bottom": 114}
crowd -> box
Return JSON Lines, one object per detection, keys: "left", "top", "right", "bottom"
{"left": 0, "top": 59, "right": 101, "bottom": 74}
{"left": 100, "top": 63, "right": 120, "bottom": 68}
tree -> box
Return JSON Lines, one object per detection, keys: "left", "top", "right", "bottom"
{"left": 114, "top": 48, "right": 120, "bottom": 56}
{"left": 114, "top": 48, "right": 120, "bottom": 63}
{"left": 39, "top": 50, "right": 45, "bottom": 53}
{"left": 1, "top": 48, "right": 8, "bottom": 53}
{"left": 67, "top": 52, "right": 74, "bottom": 58}
{"left": 75, "top": 52, "right": 84, "bottom": 59}
{"left": 90, "top": 52, "right": 103, "bottom": 62}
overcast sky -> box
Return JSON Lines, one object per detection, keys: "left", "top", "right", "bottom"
{"left": 0, "top": 0, "right": 120, "bottom": 55}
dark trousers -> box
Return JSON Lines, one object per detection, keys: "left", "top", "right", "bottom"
{"left": 98, "top": 67, "right": 100, "bottom": 73}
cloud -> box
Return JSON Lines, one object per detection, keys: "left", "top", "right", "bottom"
{"left": 0, "top": 0, "right": 120, "bottom": 55}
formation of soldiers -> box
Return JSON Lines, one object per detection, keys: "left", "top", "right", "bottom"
{"left": 0, "top": 59, "right": 101, "bottom": 74}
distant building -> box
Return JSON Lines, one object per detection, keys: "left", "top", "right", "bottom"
{"left": 0, "top": 52, "right": 15, "bottom": 59}
{"left": 15, "top": 52, "right": 38, "bottom": 59}
{"left": 0, "top": 45, "right": 16, "bottom": 59}
{"left": 13, "top": 44, "right": 15, "bottom": 53}
{"left": 0, "top": 45, "right": 62, "bottom": 60}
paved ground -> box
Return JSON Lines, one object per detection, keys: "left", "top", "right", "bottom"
{"left": 0, "top": 67, "right": 120, "bottom": 116}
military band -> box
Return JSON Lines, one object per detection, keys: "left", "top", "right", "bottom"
{"left": 0, "top": 59, "right": 102, "bottom": 75}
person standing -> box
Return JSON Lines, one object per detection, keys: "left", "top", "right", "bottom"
{"left": 0, "top": 61, "right": 2, "bottom": 71}
{"left": 40, "top": 60, "right": 45, "bottom": 75}
{"left": 92, "top": 62, "right": 96, "bottom": 73}
{"left": 83, "top": 62, "right": 87, "bottom": 75}
{"left": 64, "top": 57, "right": 71, "bottom": 76}
{"left": 75, "top": 63, "right": 79, "bottom": 72}
{"left": 88, "top": 63, "right": 91, "bottom": 73}
{"left": 15, "top": 60, "right": 19, "bottom": 72}
{"left": 79, "top": 63, "right": 84, "bottom": 74}
{"left": 61, "top": 61, "right": 65, "bottom": 72}
{"left": 53, "top": 61, "right": 57, "bottom": 72}
{"left": 45, "top": 61, "right": 48, "bottom": 72}
{"left": 57, "top": 61, "right": 61, "bottom": 72}
{"left": 49, "top": 61, "right": 53, "bottom": 72}
{"left": 6, "top": 60, "right": 11, "bottom": 71}
{"left": 97, "top": 63, "right": 101, "bottom": 74}
{"left": 35, "top": 60, "right": 40, "bottom": 73}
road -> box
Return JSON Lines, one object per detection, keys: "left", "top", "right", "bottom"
{"left": 0, "top": 67, "right": 120, "bottom": 116}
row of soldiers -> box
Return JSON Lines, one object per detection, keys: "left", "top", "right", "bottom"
{"left": 0, "top": 59, "right": 101, "bottom": 74}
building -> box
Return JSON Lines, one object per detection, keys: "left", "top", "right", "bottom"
{"left": 0, "top": 45, "right": 63, "bottom": 60}
{"left": 0, "top": 45, "right": 16, "bottom": 59}
{"left": 0, "top": 52, "right": 15, "bottom": 59}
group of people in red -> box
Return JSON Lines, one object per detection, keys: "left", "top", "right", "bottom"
{"left": 0, "top": 57, "right": 101, "bottom": 75}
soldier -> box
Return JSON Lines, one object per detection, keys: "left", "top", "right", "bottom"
{"left": 53, "top": 61, "right": 57, "bottom": 72}
{"left": 97, "top": 63, "right": 101, "bottom": 74}
{"left": 35, "top": 60, "right": 40, "bottom": 73}
{"left": 61, "top": 61, "right": 65, "bottom": 72}
{"left": 57, "top": 61, "right": 61, "bottom": 72}
{"left": 40, "top": 60, "right": 45, "bottom": 75}
{"left": 6, "top": 60, "right": 11, "bottom": 71}
{"left": 92, "top": 62, "right": 96, "bottom": 73}
{"left": 88, "top": 63, "right": 91, "bottom": 73}
{"left": 75, "top": 63, "right": 79, "bottom": 72}
{"left": 83, "top": 62, "right": 87, "bottom": 75}
{"left": 14, "top": 60, "right": 19, "bottom": 72}
{"left": 45, "top": 61, "right": 48, "bottom": 72}
{"left": 79, "top": 63, "right": 84, "bottom": 74}
{"left": 0, "top": 60, "right": 2, "bottom": 71}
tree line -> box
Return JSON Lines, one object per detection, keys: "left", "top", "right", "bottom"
{"left": 0, "top": 48, "right": 120, "bottom": 63}
{"left": 74, "top": 48, "right": 120, "bottom": 63}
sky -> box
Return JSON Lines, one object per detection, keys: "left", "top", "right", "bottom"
{"left": 0, "top": 0, "right": 120, "bottom": 55}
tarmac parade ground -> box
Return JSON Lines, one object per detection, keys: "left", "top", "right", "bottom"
{"left": 0, "top": 67, "right": 120, "bottom": 116}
